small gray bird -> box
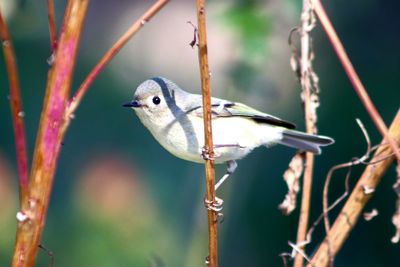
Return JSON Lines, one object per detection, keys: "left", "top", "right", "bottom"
{"left": 124, "top": 77, "right": 334, "bottom": 190}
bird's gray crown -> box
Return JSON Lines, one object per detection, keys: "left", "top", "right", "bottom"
{"left": 134, "top": 76, "right": 190, "bottom": 108}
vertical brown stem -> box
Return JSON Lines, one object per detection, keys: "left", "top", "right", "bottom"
{"left": 294, "top": 1, "right": 317, "bottom": 266}
{"left": 196, "top": 0, "right": 218, "bottom": 266}
{"left": 0, "top": 9, "right": 30, "bottom": 204}
{"left": 11, "top": 1, "right": 89, "bottom": 266}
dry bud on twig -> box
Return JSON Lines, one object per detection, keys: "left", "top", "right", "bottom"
{"left": 363, "top": 209, "right": 378, "bottom": 221}
{"left": 279, "top": 153, "right": 305, "bottom": 215}
{"left": 391, "top": 179, "right": 400, "bottom": 243}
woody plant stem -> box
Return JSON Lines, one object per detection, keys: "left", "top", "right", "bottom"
{"left": 11, "top": 1, "right": 89, "bottom": 266}
{"left": 0, "top": 10, "right": 29, "bottom": 204}
{"left": 293, "top": 0, "right": 317, "bottom": 266}
{"left": 196, "top": 0, "right": 219, "bottom": 266}
{"left": 8, "top": 0, "right": 169, "bottom": 266}
{"left": 308, "top": 111, "right": 400, "bottom": 266}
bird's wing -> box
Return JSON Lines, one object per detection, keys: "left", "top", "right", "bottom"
{"left": 187, "top": 98, "right": 296, "bottom": 129}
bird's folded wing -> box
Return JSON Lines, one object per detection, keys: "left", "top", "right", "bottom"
{"left": 187, "top": 99, "right": 296, "bottom": 129}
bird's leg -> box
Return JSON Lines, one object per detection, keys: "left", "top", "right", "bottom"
{"left": 203, "top": 160, "right": 237, "bottom": 216}
{"left": 202, "top": 144, "right": 240, "bottom": 216}
{"left": 215, "top": 160, "right": 237, "bottom": 191}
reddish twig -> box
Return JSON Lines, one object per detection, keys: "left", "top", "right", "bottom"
{"left": 0, "top": 9, "right": 29, "bottom": 204}
{"left": 47, "top": 0, "right": 57, "bottom": 52}
{"left": 65, "top": 0, "right": 170, "bottom": 122}
{"left": 311, "top": 0, "right": 400, "bottom": 169}
{"left": 293, "top": 1, "right": 318, "bottom": 266}
{"left": 308, "top": 111, "right": 400, "bottom": 267}
{"left": 11, "top": 1, "right": 90, "bottom": 266}
{"left": 196, "top": 0, "right": 218, "bottom": 266}
{"left": 7, "top": 1, "right": 168, "bottom": 266}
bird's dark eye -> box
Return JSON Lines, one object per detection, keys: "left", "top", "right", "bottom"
{"left": 152, "top": 96, "right": 161, "bottom": 105}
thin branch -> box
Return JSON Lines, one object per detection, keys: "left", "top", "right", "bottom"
{"left": 65, "top": 0, "right": 170, "bottom": 122}
{"left": 0, "top": 8, "right": 29, "bottom": 203}
{"left": 322, "top": 119, "right": 371, "bottom": 266}
{"left": 11, "top": 1, "right": 90, "bottom": 266}
{"left": 47, "top": 0, "right": 57, "bottom": 52}
{"left": 308, "top": 111, "right": 400, "bottom": 267}
{"left": 310, "top": 0, "right": 400, "bottom": 168}
{"left": 196, "top": 0, "right": 218, "bottom": 267}
{"left": 294, "top": 1, "right": 318, "bottom": 266}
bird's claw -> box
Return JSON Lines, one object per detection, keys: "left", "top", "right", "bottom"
{"left": 204, "top": 196, "right": 224, "bottom": 212}
{"left": 201, "top": 146, "right": 221, "bottom": 161}
{"left": 204, "top": 197, "right": 225, "bottom": 224}
{"left": 201, "top": 147, "right": 214, "bottom": 160}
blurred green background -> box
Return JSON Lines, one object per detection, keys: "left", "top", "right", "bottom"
{"left": 1, "top": 0, "right": 399, "bottom": 266}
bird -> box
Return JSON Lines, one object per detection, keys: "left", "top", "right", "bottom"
{"left": 123, "top": 77, "right": 334, "bottom": 195}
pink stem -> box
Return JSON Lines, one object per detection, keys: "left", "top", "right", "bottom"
{"left": 11, "top": 1, "right": 89, "bottom": 266}
{"left": 0, "top": 8, "right": 29, "bottom": 203}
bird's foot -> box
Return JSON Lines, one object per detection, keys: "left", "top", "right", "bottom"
{"left": 204, "top": 196, "right": 224, "bottom": 212}
{"left": 204, "top": 196, "right": 225, "bottom": 224}
{"left": 201, "top": 146, "right": 221, "bottom": 160}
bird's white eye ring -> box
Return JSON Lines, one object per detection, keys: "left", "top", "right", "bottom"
{"left": 152, "top": 96, "right": 161, "bottom": 105}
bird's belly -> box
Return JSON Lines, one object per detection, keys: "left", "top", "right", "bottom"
{"left": 153, "top": 116, "right": 279, "bottom": 164}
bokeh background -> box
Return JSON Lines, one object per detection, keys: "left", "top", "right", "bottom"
{"left": 1, "top": 0, "right": 399, "bottom": 266}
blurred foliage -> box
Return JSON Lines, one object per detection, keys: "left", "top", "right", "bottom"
{"left": 219, "top": 3, "right": 271, "bottom": 60}
{"left": 1, "top": 0, "right": 400, "bottom": 267}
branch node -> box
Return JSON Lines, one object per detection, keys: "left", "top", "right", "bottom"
{"left": 2, "top": 39, "right": 10, "bottom": 46}
{"left": 362, "top": 185, "right": 375, "bottom": 195}
{"left": 47, "top": 53, "right": 55, "bottom": 66}
{"left": 18, "top": 111, "right": 25, "bottom": 118}
{"left": 16, "top": 211, "right": 29, "bottom": 223}
{"left": 201, "top": 146, "right": 215, "bottom": 161}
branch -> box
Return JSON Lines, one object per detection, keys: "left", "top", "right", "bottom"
{"left": 294, "top": 1, "right": 319, "bottom": 266}
{"left": 11, "top": 1, "right": 90, "bottom": 266}
{"left": 47, "top": 0, "right": 57, "bottom": 52}
{"left": 310, "top": 0, "right": 400, "bottom": 167}
{"left": 321, "top": 119, "right": 371, "bottom": 266}
{"left": 196, "top": 0, "right": 219, "bottom": 266}
{"left": 0, "top": 8, "right": 29, "bottom": 203}
{"left": 308, "top": 111, "right": 400, "bottom": 267}
{"left": 65, "top": 0, "right": 170, "bottom": 122}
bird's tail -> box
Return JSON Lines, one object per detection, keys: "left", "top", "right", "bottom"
{"left": 278, "top": 129, "right": 334, "bottom": 155}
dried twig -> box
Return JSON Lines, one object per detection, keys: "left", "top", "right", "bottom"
{"left": 0, "top": 9, "right": 29, "bottom": 204}
{"left": 322, "top": 119, "right": 371, "bottom": 266}
{"left": 196, "top": 0, "right": 219, "bottom": 266}
{"left": 65, "top": 0, "right": 170, "bottom": 123}
{"left": 286, "top": 120, "right": 367, "bottom": 263}
{"left": 187, "top": 21, "right": 198, "bottom": 48}
{"left": 308, "top": 111, "right": 400, "bottom": 267}
{"left": 310, "top": 0, "right": 400, "bottom": 169}
{"left": 293, "top": 1, "right": 319, "bottom": 266}
{"left": 11, "top": 1, "right": 90, "bottom": 266}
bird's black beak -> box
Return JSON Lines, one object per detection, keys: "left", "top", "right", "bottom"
{"left": 122, "top": 100, "right": 141, "bottom": 108}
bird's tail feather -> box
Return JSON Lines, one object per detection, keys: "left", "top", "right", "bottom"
{"left": 278, "top": 130, "right": 334, "bottom": 155}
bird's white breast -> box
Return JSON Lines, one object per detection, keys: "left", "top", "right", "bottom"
{"left": 138, "top": 110, "right": 283, "bottom": 164}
